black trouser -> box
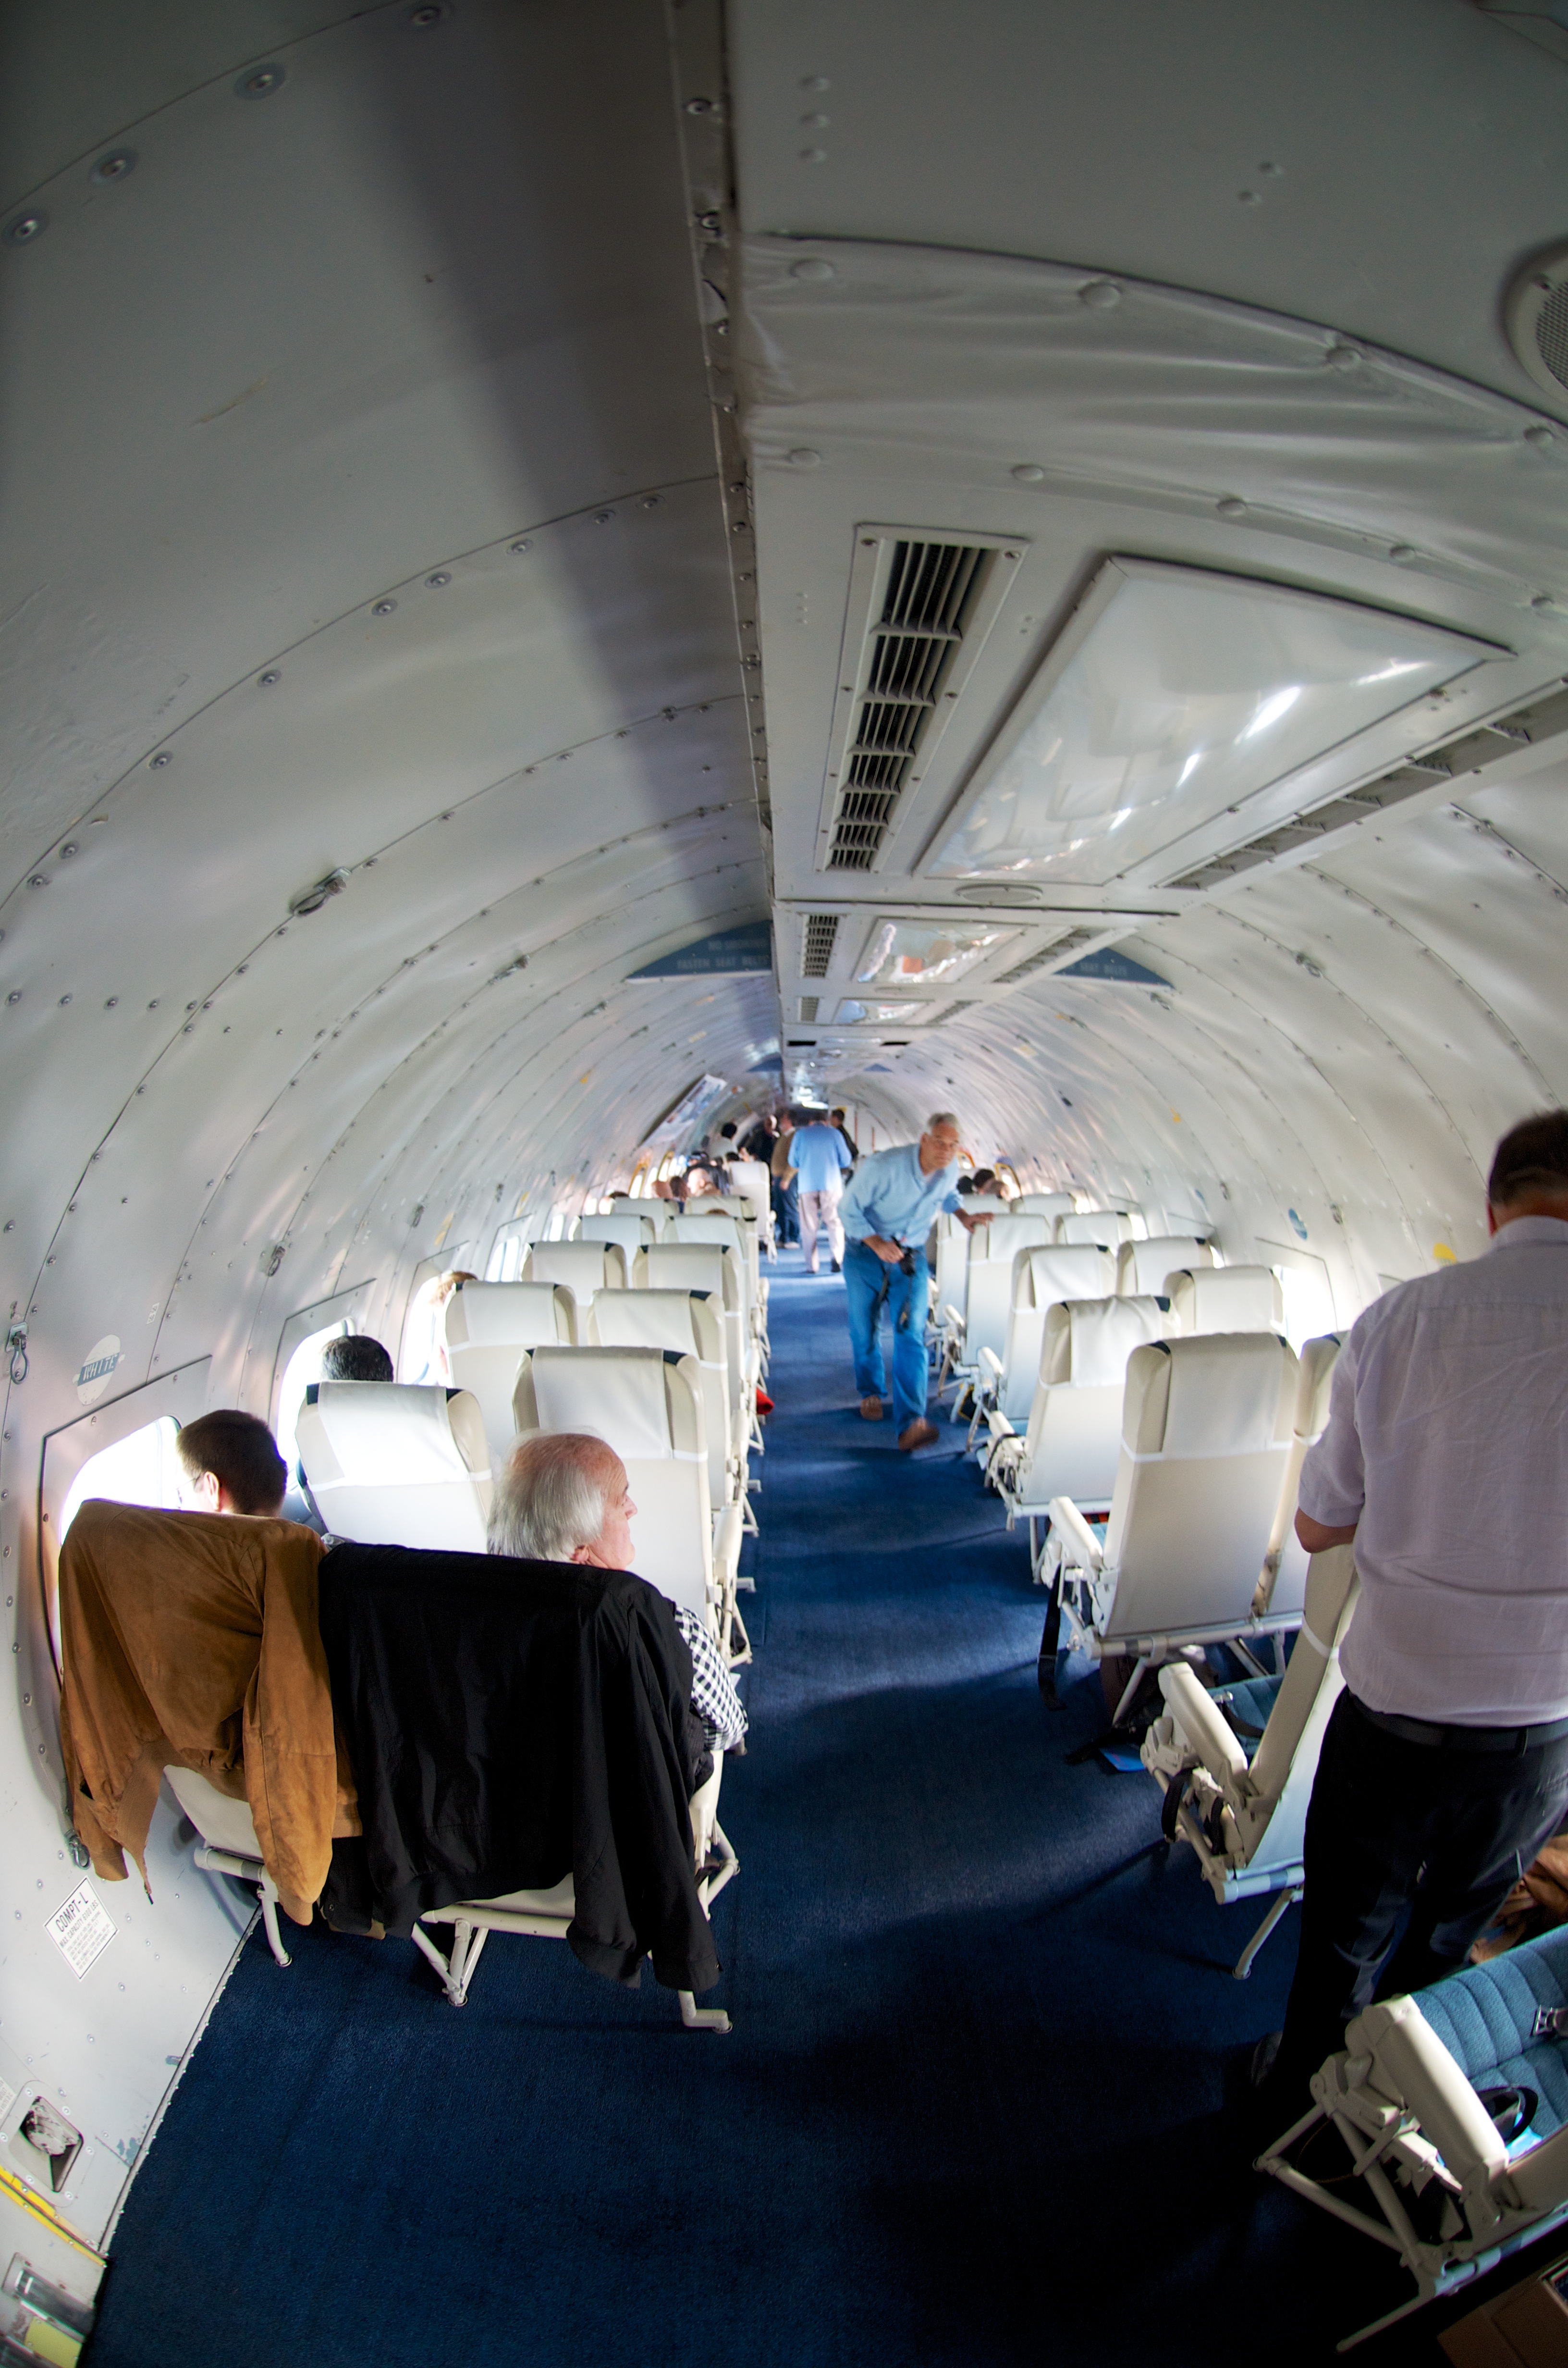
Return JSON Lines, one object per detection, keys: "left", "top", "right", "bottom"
{"left": 1270, "top": 1690, "right": 1568, "bottom": 2111}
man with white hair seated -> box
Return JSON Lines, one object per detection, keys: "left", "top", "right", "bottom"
{"left": 487, "top": 1431, "right": 747, "bottom": 1756}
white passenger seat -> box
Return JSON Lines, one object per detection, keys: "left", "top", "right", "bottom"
{"left": 939, "top": 1215, "right": 1053, "bottom": 1406}
{"left": 1141, "top": 1543, "right": 1358, "bottom": 1978}
{"left": 1013, "top": 1192, "right": 1078, "bottom": 1220}
{"left": 970, "top": 1241, "right": 1121, "bottom": 1437}
{"left": 671, "top": 1205, "right": 767, "bottom": 1362}
{"left": 588, "top": 1286, "right": 744, "bottom": 1526}
{"left": 574, "top": 1210, "right": 658, "bottom": 1256}
{"left": 512, "top": 1342, "right": 745, "bottom": 1658}
{"left": 522, "top": 1240, "right": 628, "bottom": 1330}
{"left": 988, "top": 1296, "right": 1172, "bottom": 1569}
{"left": 1253, "top": 1333, "right": 1341, "bottom": 1621}
{"left": 1166, "top": 1263, "right": 1283, "bottom": 1334}
{"left": 295, "top": 1382, "right": 492, "bottom": 1552}
{"left": 636, "top": 1238, "right": 760, "bottom": 1453}
{"left": 1117, "top": 1235, "right": 1215, "bottom": 1297}
{"left": 727, "top": 1158, "right": 777, "bottom": 1260}
{"left": 442, "top": 1281, "right": 576, "bottom": 1462}
{"left": 1042, "top": 1331, "right": 1300, "bottom": 1720}
{"left": 1057, "top": 1209, "right": 1137, "bottom": 1246}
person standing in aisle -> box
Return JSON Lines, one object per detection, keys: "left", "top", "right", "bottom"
{"left": 790, "top": 1110, "right": 853, "bottom": 1274}
{"left": 770, "top": 1111, "right": 801, "bottom": 1247}
{"left": 1252, "top": 1110, "right": 1568, "bottom": 2128}
{"left": 837, "top": 1111, "right": 992, "bottom": 1450}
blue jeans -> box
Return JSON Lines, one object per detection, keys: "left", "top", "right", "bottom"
{"left": 843, "top": 1239, "right": 930, "bottom": 1433}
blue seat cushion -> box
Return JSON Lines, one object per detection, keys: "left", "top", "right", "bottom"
{"left": 1414, "top": 1926, "right": 1568, "bottom": 2140}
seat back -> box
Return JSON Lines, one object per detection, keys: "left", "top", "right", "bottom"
{"left": 961, "top": 1214, "right": 1053, "bottom": 1364}
{"left": 512, "top": 1344, "right": 712, "bottom": 1620}
{"left": 574, "top": 1211, "right": 658, "bottom": 1255}
{"left": 1256, "top": 1334, "right": 1343, "bottom": 1620}
{"left": 634, "top": 1242, "right": 747, "bottom": 1421}
{"left": 296, "top": 1382, "right": 492, "bottom": 1551}
{"left": 1014, "top": 1192, "right": 1078, "bottom": 1220}
{"left": 1117, "top": 1236, "right": 1215, "bottom": 1298}
{"left": 442, "top": 1282, "right": 577, "bottom": 1459}
{"left": 957, "top": 1193, "right": 1008, "bottom": 1216}
{"left": 1017, "top": 1296, "right": 1172, "bottom": 1506}
{"left": 727, "top": 1159, "right": 774, "bottom": 1246}
{"left": 933, "top": 1212, "right": 971, "bottom": 1326}
{"left": 1057, "top": 1209, "right": 1135, "bottom": 1246}
{"left": 1095, "top": 1333, "right": 1298, "bottom": 1646}
{"left": 1167, "top": 1264, "right": 1284, "bottom": 1335}
{"left": 1239, "top": 1546, "right": 1359, "bottom": 1869}
{"left": 165, "top": 1764, "right": 265, "bottom": 1861}
{"left": 996, "top": 1243, "right": 1120, "bottom": 1419}
{"left": 523, "top": 1240, "right": 627, "bottom": 1322}
{"left": 589, "top": 1288, "right": 733, "bottom": 1507}
{"left": 671, "top": 1208, "right": 759, "bottom": 1311}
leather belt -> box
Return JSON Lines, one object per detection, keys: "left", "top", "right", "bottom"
{"left": 1348, "top": 1692, "right": 1568, "bottom": 1754}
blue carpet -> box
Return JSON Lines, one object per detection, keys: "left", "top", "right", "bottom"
{"left": 88, "top": 1258, "right": 1540, "bottom": 2364}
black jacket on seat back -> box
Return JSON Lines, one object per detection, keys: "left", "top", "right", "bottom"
{"left": 316, "top": 1543, "right": 720, "bottom": 1994}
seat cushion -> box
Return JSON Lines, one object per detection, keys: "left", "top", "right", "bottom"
{"left": 1415, "top": 1926, "right": 1568, "bottom": 2140}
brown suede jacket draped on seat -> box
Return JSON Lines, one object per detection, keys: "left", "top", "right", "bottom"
{"left": 57, "top": 1501, "right": 357, "bottom": 1925}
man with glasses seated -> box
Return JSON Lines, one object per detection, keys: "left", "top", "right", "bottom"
{"left": 836, "top": 1111, "right": 992, "bottom": 1452}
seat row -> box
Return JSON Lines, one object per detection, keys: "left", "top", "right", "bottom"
{"left": 292, "top": 1199, "right": 767, "bottom": 1672}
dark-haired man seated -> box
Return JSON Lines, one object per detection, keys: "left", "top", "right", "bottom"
{"left": 176, "top": 1410, "right": 289, "bottom": 1518}
{"left": 319, "top": 1333, "right": 393, "bottom": 1383}
{"left": 488, "top": 1431, "right": 747, "bottom": 1758}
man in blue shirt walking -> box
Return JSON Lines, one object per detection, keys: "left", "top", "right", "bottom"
{"left": 789, "top": 1108, "right": 854, "bottom": 1275}
{"left": 837, "top": 1111, "right": 992, "bottom": 1450}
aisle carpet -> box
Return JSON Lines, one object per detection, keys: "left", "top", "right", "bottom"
{"left": 90, "top": 1258, "right": 1528, "bottom": 2365}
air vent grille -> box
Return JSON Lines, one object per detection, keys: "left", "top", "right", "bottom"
{"left": 995, "top": 928, "right": 1100, "bottom": 984}
{"left": 802, "top": 913, "right": 840, "bottom": 975}
{"left": 1165, "top": 700, "right": 1567, "bottom": 892}
{"left": 935, "top": 1001, "right": 976, "bottom": 1024}
{"left": 827, "top": 540, "right": 990, "bottom": 871}
{"left": 799, "top": 996, "right": 819, "bottom": 1023}
{"left": 1540, "top": 284, "right": 1568, "bottom": 391}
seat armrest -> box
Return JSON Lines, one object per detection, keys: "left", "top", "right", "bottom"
{"left": 941, "top": 1303, "right": 966, "bottom": 1335}
{"left": 1046, "top": 1496, "right": 1103, "bottom": 1570}
{"left": 713, "top": 1503, "right": 743, "bottom": 1586}
{"left": 1159, "top": 1663, "right": 1249, "bottom": 1793}
{"left": 985, "top": 1411, "right": 1016, "bottom": 1440}
{"left": 979, "top": 1346, "right": 1003, "bottom": 1381}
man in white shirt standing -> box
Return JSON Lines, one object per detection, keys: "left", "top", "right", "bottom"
{"left": 837, "top": 1111, "right": 992, "bottom": 1450}
{"left": 1256, "top": 1111, "right": 1568, "bottom": 2124}
{"left": 790, "top": 1109, "right": 853, "bottom": 1276}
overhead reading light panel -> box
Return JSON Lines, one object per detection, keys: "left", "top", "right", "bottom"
{"left": 832, "top": 997, "right": 932, "bottom": 1026}
{"left": 925, "top": 559, "right": 1493, "bottom": 888}
{"left": 853, "top": 917, "right": 1015, "bottom": 990}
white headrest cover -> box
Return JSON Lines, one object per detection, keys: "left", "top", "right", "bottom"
{"left": 1153, "top": 1333, "right": 1295, "bottom": 1457}
{"left": 1170, "top": 1265, "right": 1283, "bottom": 1333}
{"left": 528, "top": 1344, "right": 680, "bottom": 1461}
{"left": 1058, "top": 1210, "right": 1126, "bottom": 1246}
{"left": 576, "top": 1213, "right": 655, "bottom": 1251}
{"left": 1119, "top": 1236, "right": 1213, "bottom": 1296}
{"left": 642, "top": 1242, "right": 727, "bottom": 1293}
{"left": 305, "top": 1384, "right": 489, "bottom": 1485}
{"left": 1022, "top": 1243, "right": 1117, "bottom": 1305}
{"left": 529, "top": 1242, "right": 617, "bottom": 1292}
{"left": 445, "top": 1282, "right": 565, "bottom": 1348}
{"left": 590, "top": 1289, "right": 709, "bottom": 1354}
{"left": 972, "top": 1214, "right": 1050, "bottom": 1265}
{"left": 1015, "top": 1192, "right": 1077, "bottom": 1218}
{"left": 1065, "top": 1295, "right": 1171, "bottom": 1389}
